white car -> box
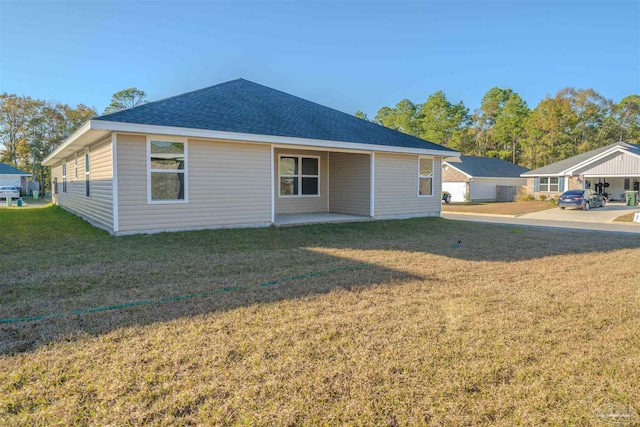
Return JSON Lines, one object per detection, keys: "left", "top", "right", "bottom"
{"left": 0, "top": 186, "right": 20, "bottom": 200}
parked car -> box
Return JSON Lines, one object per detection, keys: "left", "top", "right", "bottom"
{"left": 442, "top": 191, "right": 452, "bottom": 204}
{"left": 558, "top": 189, "right": 605, "bottom": 210}
{"left": 0, "top": 186, "right": 20, "bottom": 200}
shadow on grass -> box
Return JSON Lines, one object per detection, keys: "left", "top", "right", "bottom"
{"left": 1, "top": 205, "right": 639, "bottom": 354}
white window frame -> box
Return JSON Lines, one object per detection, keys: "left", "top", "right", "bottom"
{"left": 417, "top": 156, "right": 434, "bottom": 197}
{"left": 278, "top": 154, "right": 321, "bottom": 198}
{"left": 84, "top": 148, "right": 90, "bottom": 198}
{"left": 62, "top": 160, "right": 67, "bottom": 193}
{"left": 539, "top": 177, "right": 559, "bottom": 192}
{"left": 146, "top": 135, "right": 188, "bottom": 204}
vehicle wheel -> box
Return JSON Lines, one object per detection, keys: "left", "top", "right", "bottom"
{"left": 583, "top": 202, "right": 590, "bottom": 211}
{"left": 560, "top": 207, "right": 565, "bottom": 210}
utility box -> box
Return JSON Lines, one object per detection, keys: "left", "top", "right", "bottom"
{"left": 625, "top": 191, "right": 638, "bottom": 206}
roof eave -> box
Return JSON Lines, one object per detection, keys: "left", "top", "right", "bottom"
{"left": 91, "top": 120, "right": 460, "bottom": 157}
{"left": 42, "top": 121, "right": 110, "bottom": 166}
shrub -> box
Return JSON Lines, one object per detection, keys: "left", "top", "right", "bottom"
{"left": 517, "top": 193, "right": 535, "bottom": 202}
{"left": 538, "top": 195, "right": 547, "bottom": 201}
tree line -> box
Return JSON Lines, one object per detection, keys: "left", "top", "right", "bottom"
{"left": 356, "top": 87, "right": 640, "bottom": 169}
{"left": 0, "top": 89, "right": 147, "bottom": 193}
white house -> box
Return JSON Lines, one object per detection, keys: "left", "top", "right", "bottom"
{"left": 0, "top": 162, "right": 30, "bottom": 192}
{"left": 442, "top": 156, "right": 529, "bottom": 202}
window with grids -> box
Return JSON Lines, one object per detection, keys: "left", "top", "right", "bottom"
{"left": 85, "top": 151, "right": 90, "bottom": 197}
{"left": 279, "top": 155, "right": 319, "bottom": 196}
{"left": 539, "top": 177, "right": 559, "bottom": 192}
{"left": 418, "top": 157, "right": 433, "bottom": 196}
{"left": 62, "top": 161, "right": 67, "bottom": 193}
{"left": 148, "top": 140, "right": 186, "bottom": 202}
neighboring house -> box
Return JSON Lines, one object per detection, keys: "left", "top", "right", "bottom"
{"left": 442, "top": 156, "right": 529, "bottom": 202}
{"left": 0, "top": 162, "right": 30, "bottom": 192}
{"left": 42, "top": 79, "right": 460, "bottom": 235}
{"left": 522, "top": 142, "right": 640, "bottom": 201}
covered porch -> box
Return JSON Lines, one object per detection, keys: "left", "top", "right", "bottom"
{"left": 274, "top": 212, "right": 372, "bottom": 226}
{"left": 272, "top": 147, "right": 374, "bottom": 223}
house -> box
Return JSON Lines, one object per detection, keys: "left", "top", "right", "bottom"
{"left": 521, "top": 142, "right": 640, "bottom": 200}
{"left": 442, "top": 156, "right": 529, "bottom": 202}
{"left": 42, "top": 79, "right": 460, "bottom": 235}
{"left": 0, "top": 162, "right": 31, "bottom": 192}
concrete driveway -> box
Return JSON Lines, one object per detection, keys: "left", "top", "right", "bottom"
{"left": 518, "top": 202, "right": 638, "bottom": 223}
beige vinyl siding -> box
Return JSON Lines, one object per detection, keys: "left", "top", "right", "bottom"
{"left": 374, "top": 153, "right": 442, "bottom": 218}
{"left": 328, "top": 152, "right": 370, "bottom": 216}
{"left": 54, "top": 136, "right": 113, "bottom": 231}
{"left": 117, "top": 134, "right": 271, "bottom": 234}
{"left": 274, "top": 148, "right": 328, "bottom": 214}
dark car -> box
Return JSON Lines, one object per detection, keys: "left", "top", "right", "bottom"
{"left": 558, "top": 189, "right": 605, "bottom": 210}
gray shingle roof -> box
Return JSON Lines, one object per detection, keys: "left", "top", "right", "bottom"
{"left": 0, "top": 162, "right": 30, "bottom": 175}
{"left": 97, "top": 79, "right": 455, "bottom": 153}
{"left": 521, "top": 142, "right": 640, "bottom": 176}
{"left": 445, "top": 155, "right": 529, "bottom": 178}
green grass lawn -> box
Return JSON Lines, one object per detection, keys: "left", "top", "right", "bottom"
{"left": 1, "top": 206, "right": 640, "bottom": 425}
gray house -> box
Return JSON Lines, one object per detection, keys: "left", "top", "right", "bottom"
{"left": 43, "top": 79, "right": 460, "bottom": 235}
{"left": 442, "top": 156, "right": 529, "bottom": 202}
{"left": 522, "top": 142, "right": 640, "bottom": 200}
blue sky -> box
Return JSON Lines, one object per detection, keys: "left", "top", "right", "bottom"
{"left": 1, "top": 0, "right": 638, "bottom": 118}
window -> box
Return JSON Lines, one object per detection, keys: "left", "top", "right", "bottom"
{"left": 74, "top": 153, "right": 78, "bottom": 179}
{"left": 53, "top": 177, "right": 58, "bottom": 195}
{"left": 279, "top": 155, "right": 319, "bottom": 196}
{"left": 85, "top": 150, "right": 90, "bottom": 197}
{"left": 624, "top": 178, "right": 630, "bottom": 190}
{"left": 418, "top": 157, "right": 433, "bottom": 196}
{"left": 62, "top": 161, "right": 67, "bottom": 193}
{"left": 148, "top": 139, "right": 187, "bottom": 202}
{"left": 539, "top": 177, "right": 559, "bottom": 192}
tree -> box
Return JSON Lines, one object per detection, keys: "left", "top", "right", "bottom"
{"left": 373, "top": 99, "right": 420, "bottom": 137}
{"left": 471, "top": 87, "right": 514, "bottom": 156}
{"left": 492, "top": 93, "right": 530, "bottom": 163}
{"left": 103, "top": 88, "right": 148, "bottom": 115}
{"left": 611, "top": 95, "right": 640, "bottom": 143}
{"left": 0, "top": 94, "right": 38, "bottom": 167}
{"left": 417, "top": 91, "right": 470, "bottom": 147}
{"left": 0, "top": 94, "right": 97, "bottom": 194}
{"left": 355, "top": 110, "right": 369, "bottom": 121}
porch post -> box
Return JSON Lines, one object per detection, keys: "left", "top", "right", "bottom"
{"left": 370, "top": 152, "right": 375, "bottom": 217}
{"left": 270, "top": 144, "right": 275, "bottom": 223}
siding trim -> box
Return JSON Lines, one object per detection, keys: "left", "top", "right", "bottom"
{"left": 270, "top": 144, "right": 275, "bottom": 223}
{"left": 112, "top": 132, "right": 119, "bottom": 233}
{"left": 370, "top": 152, "right": 375, "bottom": 217}
{"left": 89, "top": 120, "right": 459, "bottom": 157}
{"left": 326, "top": 153, "right": 330, "bottom": 212}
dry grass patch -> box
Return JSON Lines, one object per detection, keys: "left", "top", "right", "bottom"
{"left": 1, "top": 206, "right": 640, "bottom": 425}
{"left": 442, "top": 201, "right": 555, "bottom": 215}
{"left": 614, "top": 212, "right": 639, "bottom": 223}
